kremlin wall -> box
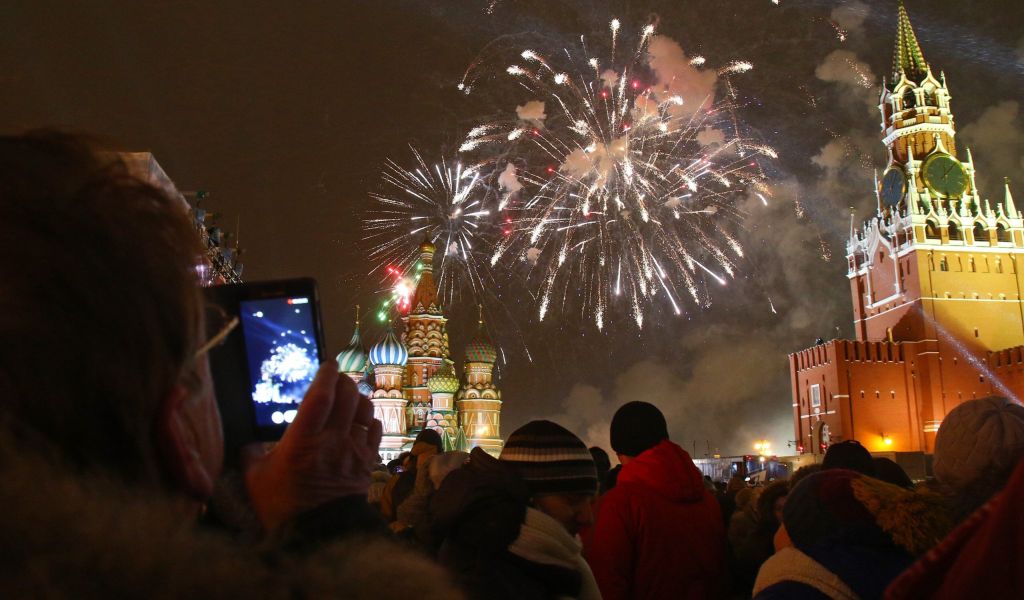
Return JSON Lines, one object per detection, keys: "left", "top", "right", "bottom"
{"left": 790, "top": 4, "right": 1024, "bottom": 458}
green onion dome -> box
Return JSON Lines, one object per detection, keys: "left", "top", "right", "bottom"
{"left": 427, "top": 360, "right": 460, "bottom": 394}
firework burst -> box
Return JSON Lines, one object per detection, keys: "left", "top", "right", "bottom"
{"left": 364, "top": 146, "right": 497, "bottom": 310}
{"left": 459, "top": 19, "right": 774, "bottom": 329}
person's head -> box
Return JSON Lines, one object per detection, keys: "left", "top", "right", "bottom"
{"left": 0, "top": 132, "right": 220, "bottom": 502}
{"left": 726, "top": 474, "right": 747, "bottom": 496}
{"left": 756, "top": 479, "right": 789, "bottom": 530}
{"left": 789, "top": 463, "right": 823, "bottom": 490}
{"left": 409, "top": 428, "right": 443, "bottom": 468}
{"left": 500, "top": 420, "right": 597, "bottom": 535}
{"left": 873, "top": 457, "right": 913, "bottom": 489}
{"left": 413, "top": 427, "right": 442, "bottom": 450}
{"left": 822, "top": 440, "right": 875, "bottom": 476}
{"left": 782, "top": 469, "right": 949, "bottom": 563}
{"left": 933, "top": 396, "right": 1024, "bottom": 518}
{"left": 589, "top": 446, "right": 611, "bottom": 491}
{"left": 610, "top": 401, "right": 668, "bottom": 462}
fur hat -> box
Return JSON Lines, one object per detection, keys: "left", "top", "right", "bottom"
{"left": 784, "top": 469, "right": 949, "bottom": 557}
{"left": 934, "top": 396, "right": 1024, "bottom": 489}
{"left": 500, "top": 420, "right": 597, "bottom": 496}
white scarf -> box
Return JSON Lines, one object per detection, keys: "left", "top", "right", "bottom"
{"left": 507, "top": 507, "right": 602, "bottom": 600}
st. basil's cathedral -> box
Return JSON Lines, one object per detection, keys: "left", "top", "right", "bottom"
{"left": 335, "top": 239, "right": 503, "bottom": 461}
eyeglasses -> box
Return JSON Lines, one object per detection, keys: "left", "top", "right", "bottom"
{"left": 195, "top": 304, "right": 239, "bottom": 358}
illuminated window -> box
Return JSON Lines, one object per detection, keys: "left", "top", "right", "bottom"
{"left": 810, "top": 384, "right": 821, "bottom": 408}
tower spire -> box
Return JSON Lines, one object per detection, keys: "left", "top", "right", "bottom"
{"left": 892, "top": 1, "right": 928, "bottom": 84}
{"left": 1006, "top": 178, "right": 1019, "bottom": 219}
{"left": 355, "top": 304, "right": 360, "bottom": 328}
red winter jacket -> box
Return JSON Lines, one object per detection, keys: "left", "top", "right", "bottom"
{"left": 585, "top": 440, "right": 725, "bottom": 600}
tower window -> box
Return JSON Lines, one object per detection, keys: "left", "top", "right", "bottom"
{"left": 997, "top": 225, "right": 1012, "bottom": 243}
{"left": 940, "top": 257, "right": 948, "bottom": 271}
{"left": 903, "top": 89, "right": 916, "bottom": 109}
{"left": 974, "top": 223, "right": 988, "bottom": 245}
{"left": 948, "top": 222, "right": 962, "bottom": 241}
{"left": 926, "top": 222, "right": 940, "bottom": 240}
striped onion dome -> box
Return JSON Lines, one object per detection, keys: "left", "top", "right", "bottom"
{"left": 336, "top": 325, "right": 367, "bottom": 374}
{"left": 369, "top": 328, "right": 408, "bottom": 367}
{"left": 427, "top": 360, "right": 460, "bottom": 394}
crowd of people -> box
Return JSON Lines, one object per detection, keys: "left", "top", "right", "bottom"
{"left": 2, "top": 131, "right": 1023, "bottom": 598}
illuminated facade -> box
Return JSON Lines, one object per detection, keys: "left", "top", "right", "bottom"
{"left": 790, "top": 3, "right": 1024, "bottom": 455}
{"left": 336, "top": 239, "right": 503, "bottom": 461}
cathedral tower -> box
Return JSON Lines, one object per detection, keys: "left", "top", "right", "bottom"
{"left": 401, "top": 238, "right": 450, "bottom": 434}
{"left": 336, "top": 306, "right": 367, "bottom": 383}
{"left": 456, "top": 308, "right": 503, "bottom": 457}
{"left": 368, "top": 328, "right": 409, "bottom": 461}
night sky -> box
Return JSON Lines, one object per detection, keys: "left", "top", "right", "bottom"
{"left": 4, "top": 0, "right": 1022, "bottom": 455}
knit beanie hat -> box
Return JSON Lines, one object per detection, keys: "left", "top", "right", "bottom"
{"left": 821, "top": 440, "right": 875, "bottom": 475}
{"left": 934, "top": 396, "right": 1024, "bottom": 489}
{"left": 499, "top": 420, "right": 598, "bottom": 496}
{"left": 610, "top": 401, "right": 668, "bottom": 457}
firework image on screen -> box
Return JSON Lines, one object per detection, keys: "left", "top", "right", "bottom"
{"left": 239, "top": 296, "right": 319, "bottom": 428}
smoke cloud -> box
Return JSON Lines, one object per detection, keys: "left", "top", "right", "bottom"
{"left": 646, "top": 35, "right": 718, "bottom": 117}
{"left": 959, "top": 101, "right": 1024, "bottom": 198}
{"left": 815, "top": 50, "right": 877, "bottom": 112}
{"left": 516, "top": 100, "right": 547, "bottom": 124}
{"left": 830, "top": 1, "right": 870, "bottom": 35}
{"left": 498, "top": 162, "right": 523, "bottom": 194}
{"left": 697, "top": 127, "right": 726, "bottom": 147}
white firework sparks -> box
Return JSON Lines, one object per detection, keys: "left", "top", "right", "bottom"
{"left": 459, "top": 19, "right": 773, "bottom": 330}
{"left": 364, "top": 146, "right": 495, "bottom": 306}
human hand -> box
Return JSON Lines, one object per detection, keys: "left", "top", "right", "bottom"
{"left": 244, "top": 360, "right": 383, "bottom": 532}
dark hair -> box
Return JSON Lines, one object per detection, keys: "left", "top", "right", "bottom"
{"left": 610, "top": 401, "right": 669, "bottom": 457}
{"left": 415, "top": 428, "right": 443, "bottom": 453}
{"left": 873, "top": 457, "right": 913, "bottom": 489}
{"left": 789, "top": 464, "right": 822, "bottom": 490}
{"left": 0, "top": 132, "right": 205, "bottom": 486}
{"left": 589, "top": 446, "right": 612, "bottom": 493}
{"left": 822, "top": 440, "right": 875, "bottom": 476}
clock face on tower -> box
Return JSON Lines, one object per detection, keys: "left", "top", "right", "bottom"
{"left": 922, "top": 154, "right": 967, "bottom": 198}
{"left": 881, "top": 167, "right": 907, "bottom": 207}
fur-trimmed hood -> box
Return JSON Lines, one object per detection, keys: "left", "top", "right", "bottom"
{"left": 0, "top": 443, "right": 461, "bottom": 599}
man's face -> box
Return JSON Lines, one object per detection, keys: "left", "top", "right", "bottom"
{"left": 533, "top": 492, "right": 596, "bottom": 536}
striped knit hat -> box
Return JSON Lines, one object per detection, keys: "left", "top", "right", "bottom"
{"left": 499, "top": 420, "right": 598, "bottom": 496}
